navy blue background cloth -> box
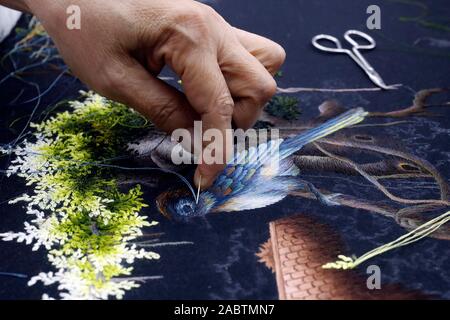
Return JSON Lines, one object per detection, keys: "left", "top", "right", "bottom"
{"left": 0, "top": 0, "right": 450, "bottom": 299}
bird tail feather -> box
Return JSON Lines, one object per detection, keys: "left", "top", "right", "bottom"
{"left": 280, "top": 108, "right": 368, "bottom": 158}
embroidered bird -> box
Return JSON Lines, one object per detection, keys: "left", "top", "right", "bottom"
{"left": 157, "top": 108, "right": 367, "bottom": 220}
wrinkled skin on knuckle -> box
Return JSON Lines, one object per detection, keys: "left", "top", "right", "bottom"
{"left": 169, "top": 6, "right": 213, "bottom": 46}
{"left": 158, "top": 3, "right": 227, "bottom": 66}
{"left": 215, "top": 94, "right": 235, "bottom": 117}
{"left": 95, "top": 62, "right": 128, "bottom": 99}
{"left": 148, "top": 97, "right": 181, "bottom": 129}
{"left": 197, "top": 3, "right": 224, "bottom": 23}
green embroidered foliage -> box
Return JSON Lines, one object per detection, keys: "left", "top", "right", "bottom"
{"left": 1, "top": 92, "right": 160, "bottom": 299}
{"left": 265, "top": 95, "right": 301, "bottom": 120}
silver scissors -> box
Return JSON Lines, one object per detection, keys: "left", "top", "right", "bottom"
{"left": 312, "top": 30, "right": 401, "bottom": 90}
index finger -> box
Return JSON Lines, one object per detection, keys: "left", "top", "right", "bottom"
{"left": 178, "top": 53, "right": 234, "bottom": 189}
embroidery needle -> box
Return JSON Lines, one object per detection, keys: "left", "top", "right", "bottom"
{"left": 196, "top": 175, "right": 202, "bottom": 204}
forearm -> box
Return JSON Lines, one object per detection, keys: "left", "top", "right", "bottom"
{"left": 0, "top": 0, "right": 64, "bottom": 16}
{"left": 0, "top": 0, "right": 30, "bottom": 12}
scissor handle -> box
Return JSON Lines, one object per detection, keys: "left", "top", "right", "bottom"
{"left": 344, "top": 30, "right": 376, "bottom": 50}
{"left": 311, "top": 34, "right": 347, "bottom": 53}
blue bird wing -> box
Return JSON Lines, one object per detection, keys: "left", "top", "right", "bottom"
{"left": 203, "top": 108, "right": 367, "bottom": 212}
{"left": 207, "top": 138, "right": 285, "bottom": 200}
{"left": 211, "top": 175, "right": 301, "bottom": 212}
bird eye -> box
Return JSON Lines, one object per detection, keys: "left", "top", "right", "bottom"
{"left": 175, "top": 198, "right": 194, "bottom": 216}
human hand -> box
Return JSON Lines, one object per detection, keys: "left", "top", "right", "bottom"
{"left": 9, "top": 0, "right": 285, "bottom": 188}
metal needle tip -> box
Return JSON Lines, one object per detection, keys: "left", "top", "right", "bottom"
{"left": 196, "top": 175, "right": 202, "bottom": 204}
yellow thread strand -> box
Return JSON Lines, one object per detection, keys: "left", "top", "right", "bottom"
{"left": 323, "top": 210, "right": 450, "bottom": 270}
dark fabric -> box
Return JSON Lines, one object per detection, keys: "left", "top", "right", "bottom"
{"left": 0, "top": 0, "right": 449, "bottom": 299}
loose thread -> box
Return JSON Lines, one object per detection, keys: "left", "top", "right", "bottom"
{"left": 277, "top": 86, "right": 383, "bottom": 93}
{"left": 0, "top": 272, "right": 28, "bottom": 279}
{"left": 135, "top": 241, "right": 194, "bottom": 248}
{"left": 323, "top": 210, "right": 450, "bottom": 270}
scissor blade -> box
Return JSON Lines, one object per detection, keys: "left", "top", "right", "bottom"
{"left": 365, "top": 69, "right": 402, "bottom": 90}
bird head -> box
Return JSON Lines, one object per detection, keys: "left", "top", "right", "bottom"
{"left": 156, "top": 189, "right": 200, "bottom": 221}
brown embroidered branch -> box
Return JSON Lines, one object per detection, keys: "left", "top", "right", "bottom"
{"left": 369, "top": 88, "right": 450, "bottom": 118}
